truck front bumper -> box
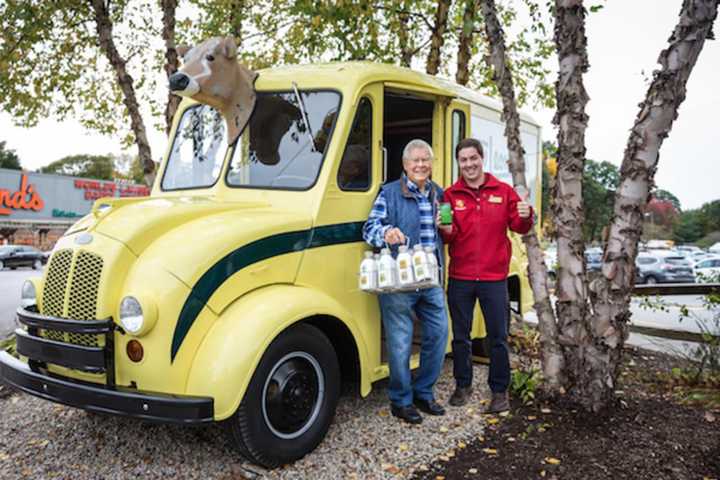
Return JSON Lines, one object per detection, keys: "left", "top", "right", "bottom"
{"left": 0, "top": 352, "right": 214, "bottom": 424}
{"left": 0, "top": 307, "right": 214, "bottom": 425}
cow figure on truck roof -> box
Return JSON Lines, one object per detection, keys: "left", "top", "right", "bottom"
{"left": 169, "top": 36, "right": 258, "bottom": 146}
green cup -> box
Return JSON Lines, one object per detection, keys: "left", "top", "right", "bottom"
{"left": 440, "top": 202, "right": 452, "bottom": 225}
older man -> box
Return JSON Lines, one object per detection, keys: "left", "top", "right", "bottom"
{"left": 362, "top": 139, "right": 449, "bottom": 425}
{"left": 439, "top": 137, "right": 533, "bottom": 413}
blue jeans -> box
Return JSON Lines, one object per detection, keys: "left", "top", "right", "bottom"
{"left": 447, "top": 278, "right": 510, "bottom": 393}
{"left": 378, "top": 287, "right": 449, "bottom": 407}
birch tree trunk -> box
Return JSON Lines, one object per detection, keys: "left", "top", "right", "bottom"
{"left": 426, "top": 0, "right": 452, "bottom": 75}
{"left": 91, "top": 0, "right": 155, "bottom": 186}
{"left": 456, "top": 0, "right": 478, "bottom": 85}
{"left": 480, "top": 0, "right": 565, "bottom": 388}
{"left": 161, "top": 0, "right": 180, "bottom": 135}
{"left": 397, "top": 7, "right": 413, "bottom": 68}
{"left": 587, "top": 0, "right": 719, "bottom": 411}
{"left": 551, "top": 0, "right": 592, "bottom": 404}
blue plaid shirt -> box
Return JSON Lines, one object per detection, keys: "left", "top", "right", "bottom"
{"left": 363, "top": 176, "right": 437, "bottom": 250}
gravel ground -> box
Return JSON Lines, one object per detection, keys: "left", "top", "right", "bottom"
{"left": 0, "top": 360, "right": 492, "bottom": 479}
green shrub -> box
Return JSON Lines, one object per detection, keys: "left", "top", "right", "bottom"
{"left": 510, "top": 368, "right": 542, "bottom": 404}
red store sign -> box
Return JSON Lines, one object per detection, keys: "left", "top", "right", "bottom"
{"left": 0, "top": 174, "right": 45, "bottom": 216}
{"left": 74, "top": 179, "right": 150, "bottom": 200}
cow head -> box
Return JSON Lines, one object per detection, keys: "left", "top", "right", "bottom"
{"left": 169, "top": 37, "right": 258, "bottom": 145}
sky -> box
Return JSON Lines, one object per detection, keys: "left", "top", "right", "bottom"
{"left": 1, "top": 0, "right": 718, "bottom": 210}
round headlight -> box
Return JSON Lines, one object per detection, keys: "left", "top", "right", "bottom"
{"left": 119, "top": 296, "right": 144, "bottom": 334}
{"left": 21, "top": 280, "right": 37, "bottom": 308}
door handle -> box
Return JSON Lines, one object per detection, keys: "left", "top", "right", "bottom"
{"left": 382, "top": 147, "right": 388, "bottom": 183}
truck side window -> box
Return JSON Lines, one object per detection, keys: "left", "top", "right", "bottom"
{"left": 451, "top": 110, "right": 466, "bottom": 182}
{"left": 337, "top": 97, "right": 372, "bottom": 191}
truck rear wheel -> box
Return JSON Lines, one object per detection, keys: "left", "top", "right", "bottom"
{"left": 227, "top": 323, "right": 340, "bottom": 468}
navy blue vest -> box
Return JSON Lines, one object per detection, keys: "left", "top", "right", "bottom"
{"left": 381, "top": 176, "right": 445, "bottom": 273}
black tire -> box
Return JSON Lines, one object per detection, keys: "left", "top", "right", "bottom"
{"left": 226, "top": 323, "right": 340, "bottom": 468}
{"left": 645, "top": 276, "right": 658, "bottom": 285}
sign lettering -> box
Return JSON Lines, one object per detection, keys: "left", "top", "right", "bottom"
{"left": 0, "top": 174, "right": 45, "bottom": 216}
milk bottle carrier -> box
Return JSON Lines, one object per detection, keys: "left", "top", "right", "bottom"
{"left": 358, "top": 239, "right": 441, "bottom": 293}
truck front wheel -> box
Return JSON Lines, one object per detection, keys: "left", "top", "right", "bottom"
{"left": 226, "top": 323, "right": 340, "bottom": 468}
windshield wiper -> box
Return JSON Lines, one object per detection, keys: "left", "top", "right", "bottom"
{"left": 292, "top": 81, "right": 317, "bottom": 152}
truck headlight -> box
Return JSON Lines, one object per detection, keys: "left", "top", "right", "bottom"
{"left": 21, "top": 280, "right": 37, "bottom": 308}
{"left": 120, "top": 296, "right": 144, "bottom": 334}
{"left": 119, "top": 295, "right": 157, "bottom": 336}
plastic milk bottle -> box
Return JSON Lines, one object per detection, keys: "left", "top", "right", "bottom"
{"left": 396, "top": 245, "right": 415, "bottom": 286}
{"left": 358, "top": 251, "right": 378, "bottom": 291}
{"left": 412, "top": 244, "right": 430, "bottom": 281}
{"left": 425, "top": 246, "right": 439, "bottom": 285}
{"left": 377, "top": 248, "right": 397, "bottom": 289}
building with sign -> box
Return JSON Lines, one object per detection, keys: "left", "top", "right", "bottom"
{"left": 0, "top": 168, "right": 149, "bottom": 250}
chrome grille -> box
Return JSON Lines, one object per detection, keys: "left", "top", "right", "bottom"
{"left": 42, "top": 249, "right": 73, "bottom": 317}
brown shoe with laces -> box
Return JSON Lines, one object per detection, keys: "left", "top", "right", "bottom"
{"left": 485, "top": 391, "right": 510, "bottom": 414}
{"left": 449, "top": 386, "right": 473, "bottom": 407}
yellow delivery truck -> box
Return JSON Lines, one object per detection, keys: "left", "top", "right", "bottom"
{"left": 0, "top": 62, "right": 541, "bottom": 468}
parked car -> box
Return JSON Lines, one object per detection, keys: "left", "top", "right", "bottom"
{"left": 689, "top": 251, "right": 712, "bottom": 263}
{"left": 585, "top": 251, "right": 603, "bottom": 272}
{"left": 676, "top": 245, "right": 702, "bottom": 255}
{"left": 709, "top": 242, "right": 720, "bottom": 254}
{"left": 544, "top": 245, "right": 558, "bottom": 280}
{"left": 635, "top": 253, "right": 695, "bottom": 284}
{"left": 0, "top": 245, "right": 47, "bottom": 270}
{"left": 693, "top": 256, "right": 720, "bottom": 283}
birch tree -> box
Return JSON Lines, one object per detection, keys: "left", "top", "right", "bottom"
{"left": 480, "top": 0, "right": 719, "bottom": 410}
{"left": 0, "top": 0, "right": 179, "bottom": 185}
{"left": 480, "top": 0, "right": 565, "bottom": 388}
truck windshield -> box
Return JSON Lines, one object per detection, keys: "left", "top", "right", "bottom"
{"left": 226, "top": 90, "right": 340, "bottom": 190}
{"left": 162, "top": 104, "right": 227, "bottom": 190}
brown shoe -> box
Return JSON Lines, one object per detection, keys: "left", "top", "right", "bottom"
{"left": 485, "top": 392, "right": 510, "bottom": 414}
{"left": 449, "top": 386, "right": 473, "bottom": 407}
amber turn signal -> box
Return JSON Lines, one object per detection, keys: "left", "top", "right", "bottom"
{"left": 126, "top": 340, "right": 144, "bottom": 363}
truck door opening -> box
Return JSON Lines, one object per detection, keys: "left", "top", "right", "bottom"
{"left": 382, "top": 92, "right": 434, "bottom": 183}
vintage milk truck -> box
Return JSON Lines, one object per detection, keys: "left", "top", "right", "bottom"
{"left": 0, "top": 42, "right": 540, "bottom": 467}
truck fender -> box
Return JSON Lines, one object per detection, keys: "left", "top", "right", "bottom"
{"left": 185, "top": 284, "right": 371, "bottom": 420}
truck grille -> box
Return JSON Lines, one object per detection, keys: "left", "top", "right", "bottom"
{"left": 41, "top": 249, "right": 104, "bottom": 348}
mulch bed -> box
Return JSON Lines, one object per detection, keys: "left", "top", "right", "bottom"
{"left": 414, "top": 348, "right": 720, "bottom": 480}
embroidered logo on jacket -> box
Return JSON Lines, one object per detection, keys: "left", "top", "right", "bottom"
{"left": 488, "top": 195, "right": 503, "bottom": 204}
{"left": 455, "top": 199, "right": 466, "bottom": 210}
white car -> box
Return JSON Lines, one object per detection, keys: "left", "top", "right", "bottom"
{"left": 709, "top": 242, "right": 720, "bottom": 254}
{"left": 693, "top": 256, "right": 720, "bottom": 283}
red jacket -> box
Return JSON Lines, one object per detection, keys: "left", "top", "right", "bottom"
{"left": 440, "top": 174, "right": 533, "bottom": 281}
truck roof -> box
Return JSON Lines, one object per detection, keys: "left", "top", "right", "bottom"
{"left": 255, "top": 61, "right": 541, "bottom": 127}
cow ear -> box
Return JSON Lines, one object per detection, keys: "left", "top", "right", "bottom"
{"left": 221, "top": 37, "right": 237, "bottom": 59}
{"left": 176, "top": 45, "right": 190, "bottom": 58}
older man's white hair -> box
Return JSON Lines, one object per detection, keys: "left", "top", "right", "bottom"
{"left": 402, "top": 139, "right": 434, "bottom": 161}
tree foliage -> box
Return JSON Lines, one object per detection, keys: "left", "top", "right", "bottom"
{"left": 0, "top": 141, "right": 22, "bottom": 170}
{"left": 0, "top": 1, "right": 163, "bottom": 143}
{"left": 583, "top": 160, "right": 618, "bottom": 242}
{"left": 675, "top": 199, "right": 720, "bottom": 245}
{"left": 40, "top": 154, "right": 115, "bottom": 180}
{"left": 180, "top": 0, "right": 556, "bottom": 108}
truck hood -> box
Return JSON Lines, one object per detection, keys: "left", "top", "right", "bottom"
{"left": 92, "top": 196, "right": 312, "bottom": 285}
